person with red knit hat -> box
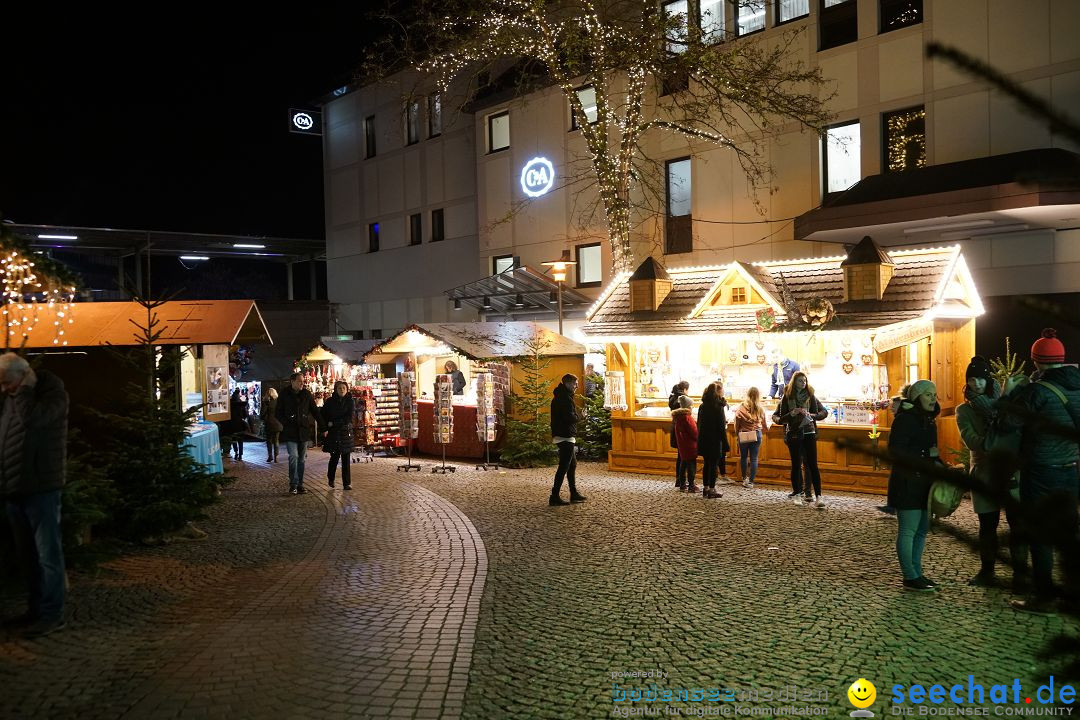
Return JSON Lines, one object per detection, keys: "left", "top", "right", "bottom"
{"left": 998, "top": 328, "right": 1080, "bottom": 615}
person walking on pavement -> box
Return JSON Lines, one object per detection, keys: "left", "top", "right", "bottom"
{"left": 276, "top": 372, "right": 319, "bottom": 495}
{"left": 322, "top": 380, "right": 354, "bottom": 490}
{"left": 550, "top": 374, "right": 587, "bottom": 506}
{"left": 1000, "top": 329, "right": 1080, "bottom": 615}
{"left": 227, "top": 389, "right": 249, "bottom": 460}
{"left": 673, "top": 394, "right": 700, "bottom": 495}
{"left": 0, "top": 353, "right": 70, "bottom": 638}
{"left": 668, "top": 381, "right": 690, "bottom": 490}
{"left": 696, "top": 383, "right": 725, "bottom": 499}
{"left": 888, "top": 380, "right": 942, "bottom": 592}
{"left": 261, "top": 387, "right": 282, "bottom": 462}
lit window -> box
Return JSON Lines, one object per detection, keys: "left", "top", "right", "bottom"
{"left": 576, "top": 243, "right": 602, "bottom": 288}
{"left": 428, "top": 93, "right": 442, "bottom": 137}
{"left": 883, "top": 106, "right": 926, "bottom": 173}
{"left": 493, "top": 255, "right": 515, "bottom": 275}
{"left": 406, "top": 100, "right": 420, "bottom": 145}
{"left": 823, "top": 120, "right": 861, "bottom": 194}
{"left": 572, "top": 86, "right": 598, "bottom": 129}
{"left": 880, "top": 0, "right": 922, "bottom": 33}
{"left": 663, "top": 0, "right": 689, "bottom": 54}
{"left": 776, "top": 0, "right": 809, "bottom": 23}
{"left": 736, "top": 0, "right": 766, "bottom": 36}
{"left": 666, "top": 157, "right": 693, "bottom": 254}
{"left": 488, "top": 111, "right": 510, "bottom": 152}
{"left": 732, "top": 287, "right": 748, "bottom": 303}
{"left": 700, "top": 0, "right": 724, "bottom": 42}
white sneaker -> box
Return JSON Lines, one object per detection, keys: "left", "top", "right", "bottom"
{"left": 793, "top": 496, "right": 805, "bottom": 506}
{"left": 815, "top": 497, "right": 826, "bottom": 509}
{"left": 742, "top": 477, "right": 751, "bottom": 488}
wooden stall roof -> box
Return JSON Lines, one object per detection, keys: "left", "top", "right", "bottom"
{"left": 300, "top": 338, "right": 380, "bottom": 364}
{"left": 363, "top": 322, "right": 586, "bottom": 364}
{"left": 18, "top": 300, "right": 272, "bottom": 349}
{"left": 583, "top": 245, "right": 980, "bottom": 338}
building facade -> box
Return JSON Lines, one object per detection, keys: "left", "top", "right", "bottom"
{"left": 322, "top": 0, "right": 1080, "bottom": 341}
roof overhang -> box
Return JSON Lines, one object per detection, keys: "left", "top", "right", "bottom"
{"left": 445, "top": 266, "right": 594, "bottom": 318}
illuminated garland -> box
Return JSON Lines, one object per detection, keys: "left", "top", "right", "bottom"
{"left": 0, "top": 224, "right": 79, "bottom": 350}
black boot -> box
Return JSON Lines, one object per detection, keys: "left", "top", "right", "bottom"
{"left": 549, "top": 494, "right": 569, "bottom": 506}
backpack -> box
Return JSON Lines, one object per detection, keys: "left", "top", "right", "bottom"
{"left": 928, "top": 480, "right": 964, "bottom": 519}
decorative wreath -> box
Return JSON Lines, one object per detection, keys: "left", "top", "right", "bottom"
{"left": 755, "top": 307, "right": 777, "bottom": 332}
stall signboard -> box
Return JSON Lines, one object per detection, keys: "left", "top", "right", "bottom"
{"left": 872, "top": 319, "right": 934, "bottom": 354}
{"left": 204, "top": 344, "right": 230, "bottom": 421}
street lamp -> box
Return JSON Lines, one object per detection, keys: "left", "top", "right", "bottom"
{"left": 542, "top": 249, "right": 576, "bottom": 335}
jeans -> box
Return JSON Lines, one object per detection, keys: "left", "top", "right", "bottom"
{"left": 5, "top": 490, "right": 66, "bottom": 622}
{"left": 552, "top": 441, "right": 579, "bottom": 497}
{"left": 285, "top": 440, "right": 308, "bottom": 490}
{"left": 787, "top": 434, "right": 822, "bottom": 498}
{"left": 896, "top": 508, "right": 930, "bottom": 580}
{"left": 1020, "top": 463, "right": 1080, "bottom": 599}
{"left": 328, "top": 451, "right": 351, "bottom": 487}
{"left": 739, "top": 432, "right": 762, "bottom": 482}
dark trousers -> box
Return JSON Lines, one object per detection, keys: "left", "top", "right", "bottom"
{"left": 701, "top": 453, "right": 718, "bottom": 489}
{"left": 265, "top": 431, "right": 280, "bottom": 460}
{"left": 552, "top": 441, "right": 578, "bottom": 497}
{"left": 328, "top": 451, "right": 351, "bottom": 486}
{"left": 680, "top": 458, "right": 698, "bottom": 488}
{"left": 5, "top": 490, "right": 66, "bottom": 622}
{"left": 232, "top": 439, "right": 244, "bottom": 458}
{"left": 674, "top": 456, "right": 684, "bottom": 487}
{"left": 786, "top": 434, "right": 822, "bottom": 498}
{"left": 976, "top": 507, "right": 1029, "bottom": 576}
{"left": 1020, "top": 464, "right": 1080, "bottom": 599}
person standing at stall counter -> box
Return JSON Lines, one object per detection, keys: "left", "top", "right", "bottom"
{"left": 696, "top": 384, "right": 725, "bottom": 499}
{"left": 772, "top": 371, "right": 828, "bottom": 508}
{"left": 444, "top": 361, "right": 466, "bottom": 396}
{"left": 769, "top": 350, "right": 801, "bottom": 399}
{"left": 276, "top": 372, "right": 319, "bottom": 495}
{"left": 550, "top": 374, "right": 587, "bottom": 506}
{"left": 668, "top": 381, "right": 690, "bottom": 490}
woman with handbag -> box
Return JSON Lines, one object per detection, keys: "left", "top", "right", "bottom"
{"left": 321, "top": 380, "right": 355, "bottom": 490}
{"left": 772, "top": 371, "right": 829, "bottom": 507}
{"left": 735, "top": 387, "right": 766, "bottom": 489}
{"left": 697, "top": 382, "right": 726, "bottom": 499}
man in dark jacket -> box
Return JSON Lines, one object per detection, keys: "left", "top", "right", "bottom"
{"left": 549, "top": 374, "right": 586, "bottom": 506}
{"left": 275, "top": 372, "right": 319, "bottom": 495}
{"left": 0, "top": 353, "right": 69, "bottom": 637}
{"left": 1003, "top": 329, "right": 1080, "bottom": 614}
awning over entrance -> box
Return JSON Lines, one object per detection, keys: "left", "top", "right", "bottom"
{"left": 795, "top": 148, "right": 1080, "bottom": 246}
{"left": 445, "top": 265, "right": 593, "bottom": 318}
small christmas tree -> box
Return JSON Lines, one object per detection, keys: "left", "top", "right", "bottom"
{"left": 578, "top": 373, "right": 612, "bottom": 461}
{"left": 500, "top": 335, "right": 558, "bottom": 468}
{"left": 93, "top": 295, "right": 229, "bottom": 540}
{"left": 990, "top": 336, "right": 1026, "bottom": 390}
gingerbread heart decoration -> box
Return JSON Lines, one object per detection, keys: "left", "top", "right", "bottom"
{"left": 842, "top": 363, "right": 855, "bottom": 374}
{"left": 841, "top": 351, "right": 853, "bottom": 362}
{"left": 757, "top": 354, "right": 767, "bottom": 365}
{"left": 754, "top": 340, "right": 765, "bottom": 351}
{"left": 861, "top": 354, "right": 873, "bottom": 365}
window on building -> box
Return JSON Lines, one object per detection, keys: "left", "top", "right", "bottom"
{"left": 575, "top": 243, "right": 602, "bottom": 288}
{"left": 431, "top": 208, "right": 445, "bottom": 242}
{"left": 880, "top": 0, "right": 922, "bottom": 32}
{"left": 883, "top": 106, "right": 926, "bottom": 173}
{"left": 700, "top": 0, "right": 725, "bottom": 43}
{"left": 571, "top": 86, "right": 598, "bottom": 130}
{"left": 819, "top": 0, "right": 857, "bottom": 50}
{"left": 823, "top": 120, "right": 861, "bottom": 195}
{"left": 665, "top": 157, "right": 693, "bottom": 254}
{"left": 371, "top": 329, "right": 382, "bottom": 340}
{"left": 488, "top": 111, "right": 510, "bottom": 152}
{"left": 405, "top": 100, "right": 421, "bottom": 145}
{"left": 731, "top": 287, "right": 748, "bottom": 303}
{"left": 363, "top": 115, "right": 376, "bottom": 158}
{"left": 736, "top": 0, "right": 766, "bottom": 36}
{"left": 368, "top": 222, "right": 380, "bottom": 253}
{"left": 663, "top": 0, "right": 689, "bottom": 54}
{"left": 428, "top": 93, "right": 442, "bottom": 137}
{"left": 493, "top": 254, "right": 515, "bottom": 275}
{"left": 776, "top": 0, "right": 809, "bottom": 24}
{"left": 409, "top": 213, "right": 422, "bottom": 246}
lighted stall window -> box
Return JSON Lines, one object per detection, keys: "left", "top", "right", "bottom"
{"left": 823, "top": 120, "right": 861, "bottom": 194}
{"left": 700, "top": 0, "right": 725, "bottom": 42}
{"left": 572, "top": 86, "right": 598, "bottom": 129}
{"left": 883, "top": 106, "right": 925, "bottom": 173}
{"left": 488, "top": 111, "right": 510, "bottom": 152}
{"left": 663, "top": 0, "right": 689, "bottom": 53}
{"left": 737, "top": 0, "right": 766, "bottom": 36}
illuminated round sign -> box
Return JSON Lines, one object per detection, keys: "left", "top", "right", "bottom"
{"left": 520, "top": 157, "right": 555, "bottom": 197}
{"left": 292, "top": 112, "right": 314, "bottom": 131}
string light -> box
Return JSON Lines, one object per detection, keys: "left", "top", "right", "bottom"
{"left": 1, "top": 247, "right": 76, "bottom": 349}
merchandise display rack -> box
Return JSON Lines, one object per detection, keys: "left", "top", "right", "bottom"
{"left": 474, "top": 371, "right": 498, "bottom": 470}
{"left": 432, "top": 374, "right": 456, "bottom": 473}
{"left": 351, "top": 386, "right": 375, "bottom": 463}
{"left": 396, "top": 371, "right": 422, "bottom": 472}
{"left": 368, "top": 377, "right": 403, "bottom": 457}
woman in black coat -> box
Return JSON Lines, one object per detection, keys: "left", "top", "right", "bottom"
{"left": 321, "top": 380, "right": 355, "bottom": 489}
{"left": 887, "top": 380, "right": 941, "bottom": 592}
{"left": 697, "top": 382, "right": 728, "bottom": 499}
{"left": 668, "top": 381, "right": 690, "bottom": 489}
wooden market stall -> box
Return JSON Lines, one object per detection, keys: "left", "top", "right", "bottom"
{"left": 363, "top": 322, "right": 586, "bottom": 459}
{"left": 582, "top": 238, "right": 984, "bottom": 494}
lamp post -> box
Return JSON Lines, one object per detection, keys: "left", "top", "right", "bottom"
{"left": 542, "top": 250, "right": 576, "bottom": 335}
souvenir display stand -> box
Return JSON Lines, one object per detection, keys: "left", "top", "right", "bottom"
{"left": 397, "top": 371, "right": 422, "bottom": 472}
{"left": 352, "top": 386, "right": 376, "bottom": 463}
{"left": 432, "top": 374, "right": 456, "bottom": 473}
{"left": 474, "top": 371, "right": 498, "bottom": 470}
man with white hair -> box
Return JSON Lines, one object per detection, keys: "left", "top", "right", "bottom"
{"left": 0, "top": 352, "right": 69, "bottom": 638}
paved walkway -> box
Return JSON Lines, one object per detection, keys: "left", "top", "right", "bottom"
{"left": 2, "top": 448, "right": 1075, "bottom": 719}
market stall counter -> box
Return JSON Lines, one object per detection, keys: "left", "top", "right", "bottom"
{"left": 585, "top": 239, "right": 983, "bottom": 495}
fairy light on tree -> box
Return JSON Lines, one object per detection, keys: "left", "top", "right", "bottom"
{"left": 0, "top": 223, "right": 79, "bottom": 350}
{"left": 365, "top": 0, "right": 833, "bottom": 272}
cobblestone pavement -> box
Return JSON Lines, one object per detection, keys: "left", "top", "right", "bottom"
{"left": 1, "top": 448, "right": 1075, "bottom": 720}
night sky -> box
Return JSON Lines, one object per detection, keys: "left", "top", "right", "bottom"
{"left": 1, "top": 33, "right": 369, "bottom": 240}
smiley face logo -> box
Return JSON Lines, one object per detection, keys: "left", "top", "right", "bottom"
{"left": 848, "top": 678, "right": 876, "bottom": 709}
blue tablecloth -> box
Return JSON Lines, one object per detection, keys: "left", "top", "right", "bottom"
{"left": 184, "top": 422, "right": 224, "bottom": 474}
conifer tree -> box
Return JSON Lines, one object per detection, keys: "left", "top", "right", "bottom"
{"left": 500, "top": 335, "right": 559, "bottom": 467}
{"left": 578, "top": 373, "right": 612, "bottom": 461}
